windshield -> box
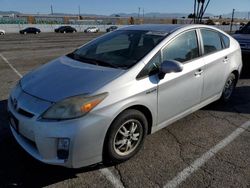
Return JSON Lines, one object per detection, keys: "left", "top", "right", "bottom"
{"left": 67, "top": 30, "right": 166, "bottom": 69}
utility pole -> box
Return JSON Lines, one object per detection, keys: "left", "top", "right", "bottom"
{"left": 200, "top": 0, "right": 210, "bottom": 23}
{"left": 143, "top": 8, "right": 144, "bottom": 23}
{"left": 138, "top": 7, "right": 141, "bottom": 19}
{"left": 193, "top": 0, "right": 211, "bottom": 24}
{"left": 230, "top": 9, "right": 235, "bottom": 33}
{"left": 194, "top": 0, "right": 197, "bottom": 23}
{"left": 50, "top": 5, "right": 54, "bottom": 15}
{"left": 78, "top": 5, "right": 81, "bottom": 17}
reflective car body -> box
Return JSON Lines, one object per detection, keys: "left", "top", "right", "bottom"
{"left": 233, "top": 23, "right": 250, "bottom": 54}
{"left": 0, "top": 29, "right": 5, "bottom": 35}
{"left": 54, "top": 26, "right": 77, "bottom": 33}
{"left": 9, "top": 24, "right": 242, "bottom": 168}
{"left": 84, "top": 27, "right": 99, "bottom": 33}
{"left": 20, "top": 27, "right": 41, "bottom": 34}
{"left": 106, "top": 26, "right": 118, "bottom": 32}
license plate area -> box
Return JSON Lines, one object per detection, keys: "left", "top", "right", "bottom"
{"left": 9, "top": 112, "right": 19, "bottom": 133}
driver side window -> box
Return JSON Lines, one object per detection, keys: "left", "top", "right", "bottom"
{"left": 162, "top": 30, "right": 199, "bottom": 63}
{"left": 137, "top": 30, "right": 199, "bottom": 80}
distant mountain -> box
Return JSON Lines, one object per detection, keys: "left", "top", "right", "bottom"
{"left": 222, "top": 11, "right": 250, "bottom": 19}
{"left": 0, "top": 11, "right": 21, "bottom": 15}
{"left": 110, "top": 12, "right": 191, "bottom": 18}
{"left": 0, "top": 10, "right": 248, "bottom": 19}
{"left": 52, "top": 12, "right": 108, "bottom": 17}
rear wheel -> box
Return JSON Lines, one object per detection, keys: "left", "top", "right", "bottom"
{"left": 220, "top": 73, "right": 236, "bottom": 102}
{"left": 104, "top": 109, "right": 148, "bottom": 163}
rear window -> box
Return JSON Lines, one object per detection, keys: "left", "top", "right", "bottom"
{"left": 221, "top": 34, "right": 230, "bottom": 49}
{"left": 201, "top": 29, "right": 223, "bottom": 55}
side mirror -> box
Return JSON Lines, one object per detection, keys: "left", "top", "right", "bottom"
{"left": 158, "top": 60, "right": 183, "bottom": 80}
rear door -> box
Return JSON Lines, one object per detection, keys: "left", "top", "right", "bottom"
{"left": 199, "top": 29, "right": 229, "bottom": 101}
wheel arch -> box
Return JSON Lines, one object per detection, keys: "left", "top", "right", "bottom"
{"left": 102, "top": 104, "right": 153, "bottom": 162}
{"left": 232, "top": 70, "right": 239, "bottom": 85}
{"left": 125, "top": 105, "right": 153, "bottom": 135}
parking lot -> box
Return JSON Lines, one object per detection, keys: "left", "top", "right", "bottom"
{"left": 0, "top": 32, "right": 250, "bottom": 188}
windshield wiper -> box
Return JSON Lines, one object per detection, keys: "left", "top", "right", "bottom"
{"left": 67, "top": 53, "right": 118, "bottom": 69}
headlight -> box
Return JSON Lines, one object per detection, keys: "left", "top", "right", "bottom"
{"left": 41, "top": 93, "right": 108, "bottom": 120}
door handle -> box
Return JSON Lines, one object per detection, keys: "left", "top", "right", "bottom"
{"left": 194, "top": 69, "right": 203, "bottom": 76}
{"left": 223, "top": 56, "right": 229, "bottom": 63}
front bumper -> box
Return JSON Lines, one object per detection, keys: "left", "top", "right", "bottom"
{"left": 8, "top": 87, "right": 112, "bottom": 168}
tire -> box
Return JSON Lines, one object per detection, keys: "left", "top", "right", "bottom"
{"left": 104, "top": 109, "right": 148, "bottom": 163}
{"left": 220, "top": 73, "right": 237, "bottom": 102}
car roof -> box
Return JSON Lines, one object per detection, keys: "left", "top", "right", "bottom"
{"left": 119, "top": 24, "right": 223, "bottom": 34}
{"left": 119, "top": 24, "right": 184, "bottom": 33}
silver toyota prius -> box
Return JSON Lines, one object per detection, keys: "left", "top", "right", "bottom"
{"left": 8, "top": 24, "right": 242, "bottom": 168}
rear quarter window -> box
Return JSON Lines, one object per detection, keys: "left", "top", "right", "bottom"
{"left": 221, "top": 34, "right": 230, "bottom": 49}
{"left": 201, "top": 29, "right": 223, "bottom": 55}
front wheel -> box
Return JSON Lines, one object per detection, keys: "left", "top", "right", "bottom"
{"left": 104, "top": 109, "right": 148, "bottom": 163}
{"left": 220, "top": 73, "right": 236, "bottom": 102}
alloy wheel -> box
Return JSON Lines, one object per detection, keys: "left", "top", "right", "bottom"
{"left": 113, "top": 119, "right": 143, "bottom": 156}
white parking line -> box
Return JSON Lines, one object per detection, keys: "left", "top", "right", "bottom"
{"left": 99, "top": 168, "right": 125, "bottom": 188}
{"left": 164, "top": 121, "right": 250, "bottom": 188}
{"left": 0, "top": 53, "right": 22, "bottom": 78}
{"left": 0, "top": 53, "right": 124, "bottom": 188}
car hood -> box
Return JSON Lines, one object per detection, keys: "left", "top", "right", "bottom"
{"left": 233, "top": 34, "right": 250, "bottom": 41}
{"left": 21, "top": 56, "right": 125, "bottom": 102}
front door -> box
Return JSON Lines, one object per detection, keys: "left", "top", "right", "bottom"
{"left": 157, "top": 30, "right": 204, "bottom": 126}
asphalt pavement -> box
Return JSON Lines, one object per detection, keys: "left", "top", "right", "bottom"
{"left": 0, "top": 32, "right": 250, "bottom": 188}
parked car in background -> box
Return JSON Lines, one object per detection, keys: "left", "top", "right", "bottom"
{"left": 8, "top": 24, "right": 242, "bottom": 168}
{"left": 55, "top": 26, "right": 77, "bottom": 33}
{"left": 20, "top": 27, "right": 41, "bottom": 34}
{"left": 106, "top": 26, "right": 118, "bottom": 32}
{"left": 233, "top": 22, "right": 250, "bottom": 54}
{"left": 84, "top": 26, "right": 99, "bottom": 33}
{"left": 0, "top": 29, "right": 5, "bottom": 35}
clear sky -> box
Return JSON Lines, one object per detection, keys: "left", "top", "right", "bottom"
{"left": 0, "top": 0, "right": 250, "bottom": 15}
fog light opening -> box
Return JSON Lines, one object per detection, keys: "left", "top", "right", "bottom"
{"left": 57, "top": 138, "right": 70, "bottom": 160}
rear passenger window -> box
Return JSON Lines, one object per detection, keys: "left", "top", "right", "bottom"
{"left": 221, "top": 34, "right": 230, "bottom": 49}
{"left": 201, "top": 29, "right": 222, "bottom": 55}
